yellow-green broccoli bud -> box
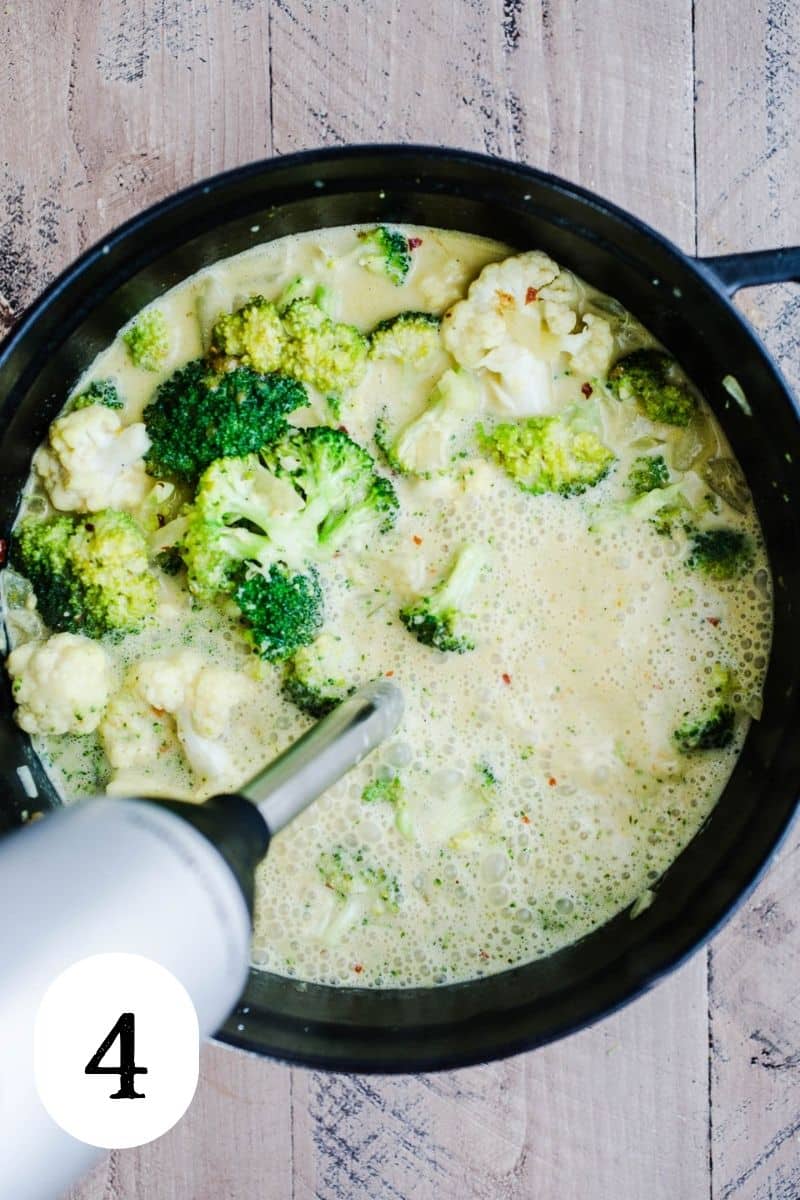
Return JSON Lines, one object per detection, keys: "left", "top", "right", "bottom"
{"left": 210, "top": 296, "right": 285, "bottom": 373}
{"left": 280, "top": 297, "right": 369, "bottom": 394}
{"left": 480, "top": 407, "right": 615, "bottom": 496}
{"left": 608, "top": 349, "right": 696, "bottom": 427}
{"left": 123, "top": 309, "right": 171, "bottom": 372}
{"left": 369, "top": 311, "right": 441, "bottom": 366}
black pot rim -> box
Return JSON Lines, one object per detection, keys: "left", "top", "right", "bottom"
{"left": 0, "top": 142, "right": 765, "bottom": 362}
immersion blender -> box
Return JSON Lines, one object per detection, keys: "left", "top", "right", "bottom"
{"left": 0, "top": 680, "right": 403, "bottom": 1200}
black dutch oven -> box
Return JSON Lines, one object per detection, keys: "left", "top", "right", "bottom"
{"left": 0, "top": 146, "right": 797, "bottom": 1072}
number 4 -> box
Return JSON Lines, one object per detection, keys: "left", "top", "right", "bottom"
{"left": 85, "top": 1012, "right": 148, "bottom": 1100}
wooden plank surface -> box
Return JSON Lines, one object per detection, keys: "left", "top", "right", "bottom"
{"left": 695, "top": 2, "right": 800, "bottom": 1197}
{"left": 0, "top": 1, "right": 794, "bottom": 1198}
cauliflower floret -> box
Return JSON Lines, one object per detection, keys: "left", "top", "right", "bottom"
{"left": 34, "top": 406, "right": 152, "bottom": 513}
{"left": 384, "top": 368, "right": 481, "bottom": 475}
{"left": 104, "top": 651, "right": 254, "bottom": 783}
{"left": 562, "top": 313, "right": 614, "bottom": 377}
{"left": 418, "top": 259, "right": 469, "bottom": 312}
{"left": 101, "top": 690, "right": 167, "bottom": 769}
{"left": 7, "top": 633, "right": 111, "bottom": 735}
{"left": 442, "top": 251, "right": 615, "bottom": 415}
{"left": 186, "top": 665, "right": 252, "bottom": 739}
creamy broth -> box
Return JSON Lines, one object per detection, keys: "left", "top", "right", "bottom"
{"left": 4, "top": 225, "right": 771, "bottom": 987}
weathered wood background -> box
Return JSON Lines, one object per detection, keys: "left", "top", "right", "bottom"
{"left": 1, "top": 1, "right": 798, "bottom": 1196}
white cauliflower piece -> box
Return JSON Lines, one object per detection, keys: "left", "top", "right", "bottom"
{"left": 418, "top": 259, "right": 469, "bottom": 312}
{"left": 391, "top": 368, "right": 481, "bottom": 475}
{"left": 561, "top": 313, "right": 614, "bottom": 378}
{"left": 136, "top": 651, "right": 199, "bottom": 715}
{"left": 442, "top": 250, "right": 615, "bottom": 414}
{"left": 106, "top": 651, "right": 254, "bottom": 783}
{"left": 34, "top": 405, "right": 152, "bottom": 513}
{"left": 7, "top": 633, "right": 111, "bottom": 735}
{"left": 442, "top": 251, "right": 559, "bottom": 416}
{"left": 101, "top": 690, "right": 167, "bottom": 769}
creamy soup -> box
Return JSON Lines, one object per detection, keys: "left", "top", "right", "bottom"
{"left": 3, "top": 225, "right": 771, "bottom": 987}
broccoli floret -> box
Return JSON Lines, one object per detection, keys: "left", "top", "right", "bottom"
{"left": 233, "top": 564, "right": 323, "bottom": 662}
{"left": 123, "top": 309, "right": 170, "bottom": 372}
{"left": 181, "top": 427, "right": 397, "bottom": 599}
{"left": 143, "top": 360, "right": 308, "bottom": 482}
{"left": 608, "top": 349, "right": 696, "bottom": 427}
{"left": 687, "top": 528, "right": 753, "bottom": 580}
{"left": 13, "top": 511, "right": 157, "bottom": 639}
{"left": 589, "top": 481, "right": 692, "bottom": 537}
{"left": 674, "top": 665, "right": 737, "bottom": 752}
{"left": 369, "top": 311, "right": 441, "bottom": 366}
{"left": 210, "top": 296, "right": 285, "bottom": 373}
{"left": 276, "top": 275, "right": 312, "bottom": 312}
{"left": 280, "top": 297, "right": 368, "bottom": 395}
{"left": 626, "top": 454, "right": 670, "bottom": 496}
{"left": 377, "top": 368, "right": 481, "bottom": 476}
{"left": 70, "top": 379, "right": 123, "bottom": 411}
{"left": 318, "top": 846, "right": 401, "bottom": 912}
{"left": 480, "top": 407, "right": 615, "bottom": 496}
{"left": 282, "top": 633, "right": 355, "bottom": 716}
{"left": 358, "top": 226, "right": 412, "bottom": 286}
{"left": 209, "top": 288, "right": 368, "bottom": 399}
{"left": 264, "top": 425, "right": 398, "bottom": 553}
{"left": 362, "top": 772, "right": 413, "bottom": 839}
{"left": 182, "top": 456, "right": 303, "bottom": 598}
{"left": 362, "top": 775, "right": 403, "bottom": 806}
{"left": 400, "top": 543, "right": 486, "bottom": 653}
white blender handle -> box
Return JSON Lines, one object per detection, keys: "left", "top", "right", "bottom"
{"left": 0, "top": 681, "right": 402, "bottom": 1200}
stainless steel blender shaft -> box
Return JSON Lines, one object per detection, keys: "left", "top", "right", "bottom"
{"left": 239, "top": 680, "right": 404, "bottom": 834}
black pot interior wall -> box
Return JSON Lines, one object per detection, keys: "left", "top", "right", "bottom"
{"left": 0, "top": 150, "right": 797, "bottom": 1069}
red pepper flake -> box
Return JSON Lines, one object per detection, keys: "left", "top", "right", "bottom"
{"left": 521, "top": 814, "right": 531, "bottom": 825}
{"left": 502, "top": 672, "right": 512, "bottom": 685}
{"left": 338, "top": 424, "right": 350, "bottom": 435}
{"left": 707, "top": 616, "right": 721, "bottom": 627}
{"left": 385, "top": 670, "right": 395, "bottom": 677}
{"left": 548, "top": 776, "right": 558, "bottom": 787}
{"left": 581, "top": 382, "right": 593, "bottom": 398}
{"left": 525, "top": 286, "right": 538, "bottom": 304}
{"left": 0, "top": 539, "right": 7, "bottom": 565}
{"left": 479, "top": 949, "right": 490, "bottom": 960}
{"left": 412, "top": 534, "right": 423, "bottom": 545}
{"left": 408, "top": 237, "right": 423, "bottom": 250}
{"left": 496, "top": 289, "right": 515, "bottom": 310}
{"left": 353, "top": 963, "right": 364, "bottom": 974}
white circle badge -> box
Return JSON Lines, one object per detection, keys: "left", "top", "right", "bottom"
{"left": 34, "top": 953, "right": 199, "bottom": 1149}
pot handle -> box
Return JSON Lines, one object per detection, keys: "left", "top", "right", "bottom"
{"left": 698, "top": 247, "right": 800, "bottom": 296}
